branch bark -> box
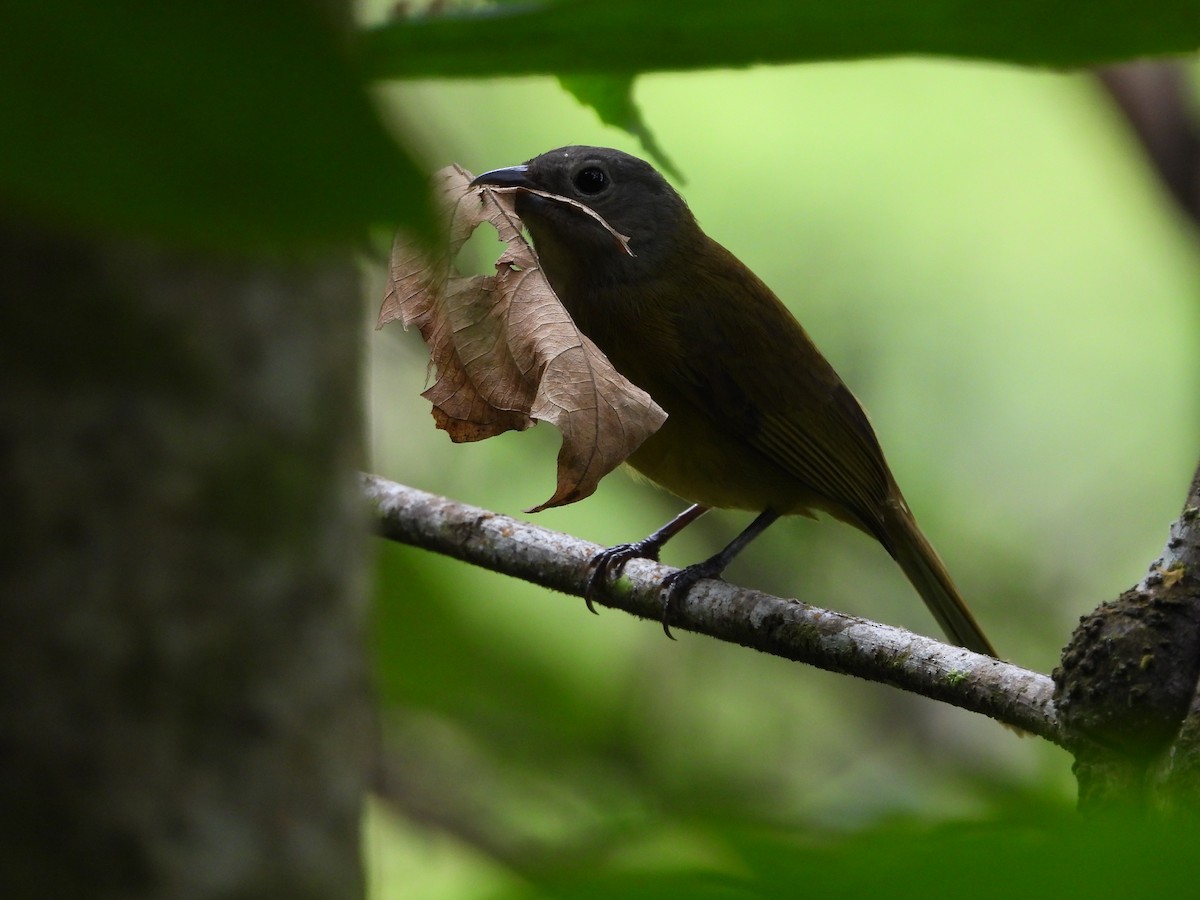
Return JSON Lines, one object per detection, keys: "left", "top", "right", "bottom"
{"left": 1096, "top": 61, "right": 1200, "bottom": 224}
{"left": 1053, "top": 458, "right": 1200, "bottom": 811}
{"left": 1043, "top": 64, "right": 1200, "bottom": 812}
{"left": 362, "top": 473, "right": 1061, "bottom": 743}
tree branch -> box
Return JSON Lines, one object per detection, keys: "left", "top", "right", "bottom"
{"left": 1052, "top": 458, "right": 1200, "bottom": 810}
{"left": 1095, "top": 61, "right": 1200, "bottom": 224}
{"left": 1044, "top": 71, "right": 1200, "bottom": 810}
{"left": 362, "top": 473, "right": 1062, "bottom": 744}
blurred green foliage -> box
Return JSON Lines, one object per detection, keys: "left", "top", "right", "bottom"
{"left": 366, "top": 22, "right": 1199, "bottom": 900}
{"left": 486, "top": 810, "right": 1200, "bottom": 899}
{"left": 0, "top": 0, "right": 432, "bottom": 252}
{"left": 361, "top": 0, "right": 1200, "bottom": 75}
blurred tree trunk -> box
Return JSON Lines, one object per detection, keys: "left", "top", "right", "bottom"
{"left": 1052, "top": 62, "right": 1200, "bottom": 813}
{"left": 1054, "top": 461, "right": 1200, "bottom": 812}
{"left": 0, "top": 220, "right": 371, "bottom": 898}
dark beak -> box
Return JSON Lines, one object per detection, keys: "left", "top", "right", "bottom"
{"left": 470, "top": 164, "right": 532, "bottom": 189}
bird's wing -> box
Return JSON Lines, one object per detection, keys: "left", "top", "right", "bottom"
{"left": 670, "top": 240, "right": 893, "bottom": 532}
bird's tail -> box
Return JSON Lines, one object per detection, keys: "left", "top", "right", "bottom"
{"left": 879, "top": 498, "right": 996, "bottom": 658}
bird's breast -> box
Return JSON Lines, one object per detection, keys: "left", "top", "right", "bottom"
{"left": 557, "top": 281, "right": 821, "bottom": 515}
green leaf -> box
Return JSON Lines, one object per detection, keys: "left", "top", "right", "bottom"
{"left": 481, "top": 810, "right": 1200, "bottom": 899}
{"left": 0, "top": 0, "right": 432, "bottom": 253}
{"left": 557, "top": 75, "right": 683, "bottom": 181}
{"left": 361, "top": 0, "right": 1200, "bottom": 78}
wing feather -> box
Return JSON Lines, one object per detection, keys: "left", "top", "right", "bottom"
{"left": 667, "top": 237, "right": 892, "bottom": 532}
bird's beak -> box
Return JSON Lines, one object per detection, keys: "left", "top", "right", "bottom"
{"left": 470, "top": 164, "right": 532, "bottom": 189}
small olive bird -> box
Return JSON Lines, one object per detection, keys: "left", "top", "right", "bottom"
{"left": 471, "top": 146, "right": 995, "bottom": 656}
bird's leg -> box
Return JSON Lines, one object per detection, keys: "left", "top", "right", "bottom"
{"left": 660, "top": 509, "right": 781, "bottom": 638}
{"left": 584, "top": 504, "right": 710, "bottom": 613}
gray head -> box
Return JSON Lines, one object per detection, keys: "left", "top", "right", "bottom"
{"left": 471, "top": 146, "right": 694, "bottom": 284}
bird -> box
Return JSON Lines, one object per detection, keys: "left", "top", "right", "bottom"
{"left": 470, "top": 146, "right": 996, "bottom": 656}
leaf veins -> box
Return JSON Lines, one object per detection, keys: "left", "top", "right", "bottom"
{"left": 379, "top": 164, "right": 667, "bottom": 510}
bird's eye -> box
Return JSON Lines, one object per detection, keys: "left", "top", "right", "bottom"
{"left": 573, "top": 167, "right": 608, "bottom": 195}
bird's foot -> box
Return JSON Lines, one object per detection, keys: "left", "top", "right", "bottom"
{"left": 584, "top": 539, "right": 663, "bottom": 614}
{"left": 659, "top": 559, "right": 726, "bottom": 640}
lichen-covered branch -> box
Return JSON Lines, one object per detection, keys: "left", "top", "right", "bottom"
{"left": 1150, "top": 462, "right": 1200, "bottom": 808}
{"left": 1049, "top": 66, "right": 1200, "bottom": 812}
{"left": 362, "top": 474, "right": 1061, "bottom": 743}
{"left": 1053, "top": 458, "right": 1200, "bottom": 811}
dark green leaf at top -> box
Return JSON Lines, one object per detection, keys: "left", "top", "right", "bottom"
{"left": 0, "top": 0, "right": 432, "bottom": 254}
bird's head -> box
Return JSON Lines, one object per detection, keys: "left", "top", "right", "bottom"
{"left": 471, "top": 146, "right": 693, "bottom": 285}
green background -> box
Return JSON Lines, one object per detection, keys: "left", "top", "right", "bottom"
{"left": 367, "top": 57, "right": 1200, "bottom": 899}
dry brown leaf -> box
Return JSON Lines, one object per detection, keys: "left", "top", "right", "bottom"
{"left": 379, "top": 164, "right": 667, "bottom": 511}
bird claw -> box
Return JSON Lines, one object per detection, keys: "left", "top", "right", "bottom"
{"left": 584, "top": 541, "right": 660, "bottom": 613}
{"left": 658, "top": 571, "right": 691, "bottom": 640}
{"left": 658, "top": 564, "right": 718, "bottom": 639}
{"left": 586, "top": 541, "right": 723, "bottom": 641}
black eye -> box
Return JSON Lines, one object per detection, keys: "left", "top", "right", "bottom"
{"left": 573, "top": 167, "right": 608, "bottom": 195}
